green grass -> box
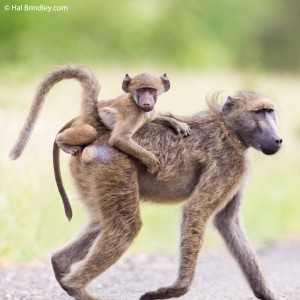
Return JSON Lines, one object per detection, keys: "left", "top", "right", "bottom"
{"left": 1, "top": 69, "right": 300, "bottom": 264}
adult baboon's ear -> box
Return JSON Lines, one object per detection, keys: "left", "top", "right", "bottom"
{"left": 122, "top": 74, "right": 132, "bottom": 93}
{"left": 160, "top": 73, "right": 170, "bottom": 92}
{"left": 222, "top": 96, "right": 234, "bottom": 115}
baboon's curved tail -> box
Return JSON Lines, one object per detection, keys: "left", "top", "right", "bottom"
{"left": 53, "top": 141, "right": 72, "bottom": 221}
{"left": 9, "top": 64, "right": 100, "bottom": 160}
{"left": 53, "top": 118, "right": 77, "bottom": 221}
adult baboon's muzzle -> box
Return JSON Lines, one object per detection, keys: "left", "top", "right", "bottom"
{"left": 261, "top": 136, "right": 282, "bottom": 155}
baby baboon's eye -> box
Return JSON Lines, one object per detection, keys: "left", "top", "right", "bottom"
{"left": 148, "top": 88, "right": 156, "bottom": 94}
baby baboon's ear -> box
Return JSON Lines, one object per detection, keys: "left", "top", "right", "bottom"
{"left": 122, "top": 74, "right": 132, "bottom": 93}
{"left": 160, "top": 73, "right": 170, "bottom": 92}
{"left": 222, "top": 96, "right": 234, "bottom": 115}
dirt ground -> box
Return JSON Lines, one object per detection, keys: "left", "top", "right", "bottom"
{"left": 0, "top": 240, "right": 299, "bottom": 300}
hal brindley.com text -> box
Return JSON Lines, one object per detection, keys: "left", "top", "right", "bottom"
{"left": 10, "top": 4, "right": 68, "bottom": 12}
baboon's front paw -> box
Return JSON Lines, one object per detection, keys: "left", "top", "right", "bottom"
{"left": 254, "top": 290, "right": 280, "bottom": 300}
{"left": 174, "top": 122, "right": 191, "bottom": 137}
{"left": 140, "top": 285, "right": 189, "bottom": 300}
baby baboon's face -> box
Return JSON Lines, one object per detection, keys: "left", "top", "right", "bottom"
{"left": 122, "top": 73, "right": 170, "bottom": 112}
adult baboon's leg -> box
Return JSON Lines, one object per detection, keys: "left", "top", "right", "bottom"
{"left": 61, "top": 177, "right": 141, "bottom": 300}
{"left": 140, "top": 195, "right": 214, "bottom": 300}
{"left": 214, "top": 191, "right": 278, "bottom": 300}
{"left": 51, "top": 222, "right": 101, "bottom": 286}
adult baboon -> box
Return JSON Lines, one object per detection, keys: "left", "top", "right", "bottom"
{"left": 53, "top": 91, "right": 281, "bottom": 300}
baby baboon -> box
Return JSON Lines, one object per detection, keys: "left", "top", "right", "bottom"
{"left": 51, "top": 91, "right": 282, "bottom": 300}
{"left": 57, "top": 72, "right": 190, "bottom": 173}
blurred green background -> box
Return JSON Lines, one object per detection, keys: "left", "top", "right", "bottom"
{"left": 0, "top": 0, "right": 300, "bottom": 265}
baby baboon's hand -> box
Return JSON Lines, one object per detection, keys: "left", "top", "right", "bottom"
{"left": 174, "top": 121, "right": 191, "bottom": 137}
{"left": 146, "top": 153, "right": 160, "bottom": 174}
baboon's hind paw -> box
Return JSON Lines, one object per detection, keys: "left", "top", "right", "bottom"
{"left": 140, "top": 285, "right": 189, "bottom": 300}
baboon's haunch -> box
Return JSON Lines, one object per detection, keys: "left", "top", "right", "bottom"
{"left": 51, "top": 91, "right": 282, "bottom": 300}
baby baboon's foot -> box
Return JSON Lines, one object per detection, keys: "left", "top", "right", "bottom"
{"left": 82, "top": 145, "right": 98, "bottom": 162}
{"left": 60, "top": 144, "right": 82, "bottom": 155}
{"left": 174, "top": 121, "right": 191, "bottom": 137}
{"left": 140, "top": 284, "right": 189, "bottom": 300}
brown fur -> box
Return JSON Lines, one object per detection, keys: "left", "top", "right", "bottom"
{"left": 52, "top": 91, "right": 281, "bottom": 300}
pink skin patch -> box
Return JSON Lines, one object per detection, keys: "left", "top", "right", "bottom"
{"left": 82, "top": 143, "right": 115, "bottom": 164}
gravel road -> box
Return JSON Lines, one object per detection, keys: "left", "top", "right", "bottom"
{"left": 0, "top": 240, "right": 299, "bottom": 300}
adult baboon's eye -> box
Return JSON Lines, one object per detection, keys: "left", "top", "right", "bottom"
{"left": 254, "top": 108, "right": 274, "bottom": 114}
{"left": 254, "top": 109, "right": 263, "bottom": 114}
